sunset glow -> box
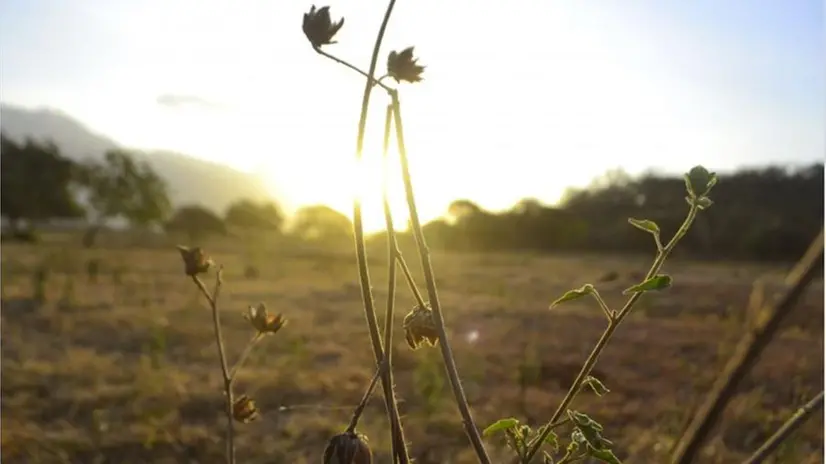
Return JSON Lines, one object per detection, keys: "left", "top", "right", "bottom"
{"left": 1, "top": 0, "right": 822, "bottom": 230}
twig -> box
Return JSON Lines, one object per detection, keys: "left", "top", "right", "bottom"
{"left": 313, "top": 47, "right": 394, "bottom": 93}
{"left": 522, "top": 203, "right": 701, "bottom": 463}
{"left": 670, "top": 228, "right": 824, "bottom": 464}
{"left": 192, "top": 269, "right": 235, "bottom": 464}
{"left": 229, "top": 333, "right": 263, "bottom": 381}
{"left": 743, "top": 391, "right": 824, "bottom": 464}
{"left": 349, "top": 1, "right": 409, "bottom": 462}
{"left": 395, "top": 251, "right": 428, "bottom": 308}
{"left": 347, "top": 360, "right": 387, "bottom": 433}
{"left": 391, "top": 90, "right": 492, "bottom": 464}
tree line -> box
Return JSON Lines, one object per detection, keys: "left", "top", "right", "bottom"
{"left": 417, "top": 164, "right": 823, "bottom": 261}
{"left": 2, "top": 134, "right": 821, "bottom": 260}
{"left": 0, "top": 134, "right": 352, "bottom": 245}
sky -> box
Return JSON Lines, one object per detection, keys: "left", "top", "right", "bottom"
{"left": 1, "top": 0, "right": 824, "bottom": 231}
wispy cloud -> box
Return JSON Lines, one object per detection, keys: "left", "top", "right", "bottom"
{"left": 156, "top": 94, "right": 225, "bottom": 110}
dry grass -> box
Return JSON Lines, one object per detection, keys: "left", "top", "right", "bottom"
{"left": 1, "top": 235, "right": 823, "bottom": 463}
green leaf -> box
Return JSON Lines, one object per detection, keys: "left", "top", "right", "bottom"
{"left": 567, "top": 410, "right": 604, "bottom": 432}
{"left": 581, "top": 375, "right": 610, "bottom": 396}
{"left": 568, "top": 410, "right": 614, "bottom": 453}
{"left": 685, "top": 165, "right": 716, "bottom": 198}
{"left": 705, "top": 174, "right": 718, "bottom": 192}
{"left": 550, "top": 284, "right": 594, "bottom": 309}
{"left": 589, "top": 447, "right": 623, "bottom": 464}
{"left": 531, "top": 425, "right": 560, "bottom": 454}
{"left": 627, "top": 218, "right": 660, "bottom": 235}
{"left": 622, "top": 274, "right": 672, "bottom": 295}
{"left": 695, "top": 196, "right": 714, "bottom": 210}
{"left": 483, "top": 418, "right": 519, "bottom": 437}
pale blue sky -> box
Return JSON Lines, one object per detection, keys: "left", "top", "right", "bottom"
{"left": 1, "top": 0, "right": 823, "bottom": 229}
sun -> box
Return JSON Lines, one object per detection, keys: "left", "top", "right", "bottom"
{"left": 347, "top": 153, "right": 415, "bottom": 234}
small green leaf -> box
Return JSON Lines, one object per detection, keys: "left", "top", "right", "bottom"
{"left": 684, "top": 165, "right": 717, "bottom": 198}
{"left": 627, "top": 218, "right": 660, "bottom": 235}
{"left": 622, "top": 274, "right": 672, "bottom": 295}
{"left": 567, "top": 410, "right": 604, "bottom": 431}
{"left": 550, "top": 284, "right": 594, "bottom": 309}
{"left": 483, "top": 418, "right": 519, "bottom": 437}
{"left": 695, "top": 196, "right": 714, "bottom": 210}
{"left": 589, "top": 447, "right": 623, "bottom": 464}
{"left": 581, "top": 375, "right": 610, "bottom": 396}
{"left": 531, "top": 426, "right": 560, "bottom": 454}
{"left": 570, "top": 429, "right": 586, "bottom": 446}
{"left": 705, "top": 174, "right": 718, "bottom": 192}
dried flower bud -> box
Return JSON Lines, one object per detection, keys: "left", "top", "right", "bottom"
{"left": 387, "top": 47, "right": 425, "bottom": 84}
{"left": 176, "top": 246, "right": 212, "bottom": 276}
{"left": 244, "top": 302, "right": 286, "bottom": 335}
{"left": 232, "top": 394, "right": 259, "bottom": 423}
{"left": 323, "top": 431, "right": 372, "bottom": 464}
{"left": 403, "top": 303, "right": 439, "bottom": 350}
{"left": 303, "top": 5, "right": 344, "bottom": 48}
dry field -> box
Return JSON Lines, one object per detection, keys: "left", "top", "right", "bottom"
{"left": 1, "top": 234, "right": 823, "bottom": 463}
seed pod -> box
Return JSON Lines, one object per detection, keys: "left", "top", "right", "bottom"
{"left": 232, "top": 394, "right": 259, "bottom": 423}
{"left": 176, "top": 246, "right": 212, "bottom": 276}
{"left": 403, "top": 303, "right": 439, "bottom": 350}
{"left": 302, "top": 5, "right": 344, "bottom": 48}
{"left": 323, "top": 431, "right": 372, "bottom": 464}
{"left": 244, "top": 302, "right": 287, "bottom": 335}
{"left": 387, "top": 46, "right": 425, "bottom": 84}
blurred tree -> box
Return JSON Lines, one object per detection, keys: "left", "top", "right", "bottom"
{"left": 0, "top": 134, "right": 85, "bottom": 240}
{"left": 165, "top": 205, "right": 226, "bottom": 242}
{"left": 76, "top": 150, "right": 172, "bottom": 247}
{"left": 421, "top": 163, "right": 823, "bottom": 261}
{"left": 290, "top": 205, "right": 352, "bottom": 244}
{"left": 224, "top": 199, "right": 284, "bottom": 233}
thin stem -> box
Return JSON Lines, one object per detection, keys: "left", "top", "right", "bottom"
{"left": 313, "top": 47, "right": 394, "bottom": 93}
{"left": 743, "top": 391, "right": 824, "bottom": 464}
{"left": 522, "top": 205, "right": 701, "bottom": 463}
{"left": 346, "top": 360, "right": 387, "bottom": 433}
{"left": 589, "top": 289, "right": 614, "bottom": 321}
{"left": 671, "top": 228, "right": 825, "bottom": 464}
{"left": 396, "top": 251, "right": 428, "bottom": 308}
{"left": 192, "top": 269, "right": 235, "bottom": 464}
{"left": 390, "top": 91, "right": 491, "bottom": 464}
{"left": 380, "top": 103, "right": 409, "bottom": 462}
{"left": 229, "top": 333, "right": 263, "bottom": 382}
{"left": 349, "top": 1, "right": 408, "bottom": 462}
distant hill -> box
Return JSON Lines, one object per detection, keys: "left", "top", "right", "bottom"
{"left": 0, "top": 103, "right": 275, "bottom": 214}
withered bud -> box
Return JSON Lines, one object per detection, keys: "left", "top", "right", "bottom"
{"left": 232, "top": 394, "right": 259, "bottom": 423}
{"left": 176, "top": 246, "right": 212, "bottom": 276}
{"left": 303, "top": 5, "right": 344, "bottom": 48}
{"left": 323, "top": 431, "right": 372, "bottom": 464}
{"left": 387, "top": 46, "right": 425, "bottom": 84}
{"left": 244, "top": 302, "right": 287, "bottom": 335}
{"left": 403, "top": 303, "right": 439, "bottom": 350}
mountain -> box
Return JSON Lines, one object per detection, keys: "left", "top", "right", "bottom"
{"left": 0, "top": 103, "right": 275, "bottom": 214}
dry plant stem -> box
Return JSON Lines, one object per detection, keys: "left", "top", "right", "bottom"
{"left": 349, "top": 1, "right": 408, "bottom": 461}
{"left": 380, "top": 103, "right": 409, "bottom": 462}
{"left": 192, "top": 271, "right": 235, "bottom": 464}
{"left": 396, "top": 252, "right": 428, "bottom": 308}
{"left": 347, "top": 361, "right": 387, "bottom": 433}
{"left": 313, "top": 47, "right": 393, "bottom": 92}
{"left": 671, "top": 228, "right": 825, "bottom": 464}
{"left": 523, "top": 204, "right": 701, "bottom": 463}
{"left": 391, "top": 91, "right": 491, "bottom": 464}
{"left": 229, "top": 333, "right": 263, "bottom": 381}
{"left": 743, "top": 390, "right": 824, "bottom": 464}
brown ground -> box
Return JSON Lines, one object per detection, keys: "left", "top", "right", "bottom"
{"left": 1, "top": 233, "right": 823, "bottom": 463}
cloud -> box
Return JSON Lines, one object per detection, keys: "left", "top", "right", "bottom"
{"left": 156, "top": 94, "right": 224, "bottom": 110}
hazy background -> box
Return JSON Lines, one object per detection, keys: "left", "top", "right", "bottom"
{"left": 1, "top": 0, "right": 824, "bottom": 231}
